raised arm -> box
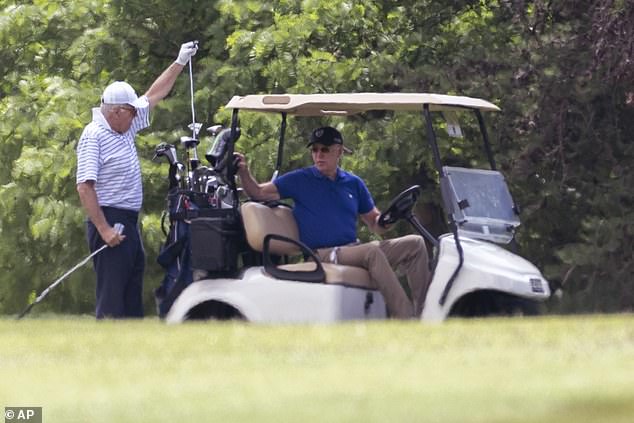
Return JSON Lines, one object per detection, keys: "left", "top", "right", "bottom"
{"left": 144, "top": 41, "right": 198, "bottom": 110}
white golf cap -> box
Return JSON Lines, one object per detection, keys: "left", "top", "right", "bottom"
{"left": 101, "top": 81, "right": 149, "bottom": 109}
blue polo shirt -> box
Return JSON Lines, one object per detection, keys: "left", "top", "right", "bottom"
{"left": 274, "top": 167, "right": 374, "bottom": 249}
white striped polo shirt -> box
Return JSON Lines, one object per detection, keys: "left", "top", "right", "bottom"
{"left": 76, "top": 99, "right": 150, "bottom": 211}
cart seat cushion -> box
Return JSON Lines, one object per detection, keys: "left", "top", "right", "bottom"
{"left": 279, "top": 262, "right": 372, "bottom": 288}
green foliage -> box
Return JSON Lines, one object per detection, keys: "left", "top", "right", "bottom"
{"left": 1, "top": 0, "right": 632, "bottom": 315}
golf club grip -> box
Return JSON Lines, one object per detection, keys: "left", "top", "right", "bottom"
{"left": 114, "top": 223, "right": 124, "bottom": 235}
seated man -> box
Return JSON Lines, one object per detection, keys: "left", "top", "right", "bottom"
{"left": 235, "top": 126, "right": 430, "bottom": 318}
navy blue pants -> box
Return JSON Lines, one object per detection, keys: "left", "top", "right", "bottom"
{"left": 86, "top": 207, "right": 145, "bottom": 319}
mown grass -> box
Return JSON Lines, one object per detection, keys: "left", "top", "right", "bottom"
{"left": 1, "top": 314, "right": 633, "bottom": 423}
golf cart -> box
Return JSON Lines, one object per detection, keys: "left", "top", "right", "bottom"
{"left": 154, "top": 93, "right": 550, "bottom": 323}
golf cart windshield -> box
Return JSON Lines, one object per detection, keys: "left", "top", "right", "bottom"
{"left": 442, "top": 167, "right": 520, "bottom": 244}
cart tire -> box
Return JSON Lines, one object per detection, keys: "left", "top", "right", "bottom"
{"left": 449, "top": 290, "right": 541, "bottom": 318}
{"left": 184, "top": 300, "right": 246, "bottom": 321}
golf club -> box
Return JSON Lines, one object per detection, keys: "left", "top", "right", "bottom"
{"left": 17, "top": 223, "right": 125, "bottom": 319}
{"left": 188, "top": 40, "right": 199, "bottom": 140}
{"left": 154, "top": 142, "right": 185, "bottom": 189}
{"left": 207, "top": 124, "right": 223, "bottom": 136}
{"left": 180, "top": 135, "right": 200, "bottom": 188}
{"left": 153, "top": 142, "right": 179, "bottom": 166}
{"left": 206, "top": 127, "right": 241, "bottom": 172}
{"left": 182, "top": 40, "right": 202, "bottom": 188}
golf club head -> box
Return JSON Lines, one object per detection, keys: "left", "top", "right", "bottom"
{"left": 180, "top": 136, "right": 199, "bottom": 149}
{"left": 153, "top": 143, "right": 179, "bottom": 166}
{"left": 175, "top": 163, "right": 187, "bottom": 190}
{"left": 188, "top": 122, "right": 203, "bottom": 137}
{"left": 152, "top": 142, "right": 169, "bottom": 159}
{"left": 207, "top": 125, "right": 224, "bottom": 136}
{"left": 206, "top": 127, "right": 241, "bottom": 169}
{"left": 192, "top": 166, "right": 219, "bottom": 193}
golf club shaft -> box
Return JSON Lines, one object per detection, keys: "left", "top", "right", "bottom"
{"left": 189, "top": 59, "right": 196, "bottom": 139}
{"left": 33, "top": 244, "right": 108, "bottom": 303}
{"left": 17, "top": 223, "right": 124, "bottom": 319}
{"left": 16, "top": 246, "right": 105, "bottom": 319}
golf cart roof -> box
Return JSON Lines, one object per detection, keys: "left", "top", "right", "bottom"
{"left": 224, "top": 93, "right": 500, "bottom": 116}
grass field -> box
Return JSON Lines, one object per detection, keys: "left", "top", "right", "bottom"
{"left": 1, "top": 315, "right": 633, "bottom": 423}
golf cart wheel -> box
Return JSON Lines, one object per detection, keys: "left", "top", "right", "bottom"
{"left": 185, "top": 300, "right": 245, "bottom": 321}
{"left": 448, "top": 290, "right": 541, "bottom": 318}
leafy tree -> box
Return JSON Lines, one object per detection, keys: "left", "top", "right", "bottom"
{"left": 0, "top": 0, "right": 113, "bottom": 314}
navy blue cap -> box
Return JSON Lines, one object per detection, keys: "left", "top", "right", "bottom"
{"left": 307, "top": 126, "right": 352, "bottom": 153}
{"left": 308, "top": 126, "right": 343, "bottom": 146}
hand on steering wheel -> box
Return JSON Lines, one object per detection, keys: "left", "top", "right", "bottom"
{"left": 378, "top": 185, "right": 421, "bottom": 228}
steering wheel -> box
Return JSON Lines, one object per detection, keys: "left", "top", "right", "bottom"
{"left": 378, "top": 185, "right": 421, "bottom": 227}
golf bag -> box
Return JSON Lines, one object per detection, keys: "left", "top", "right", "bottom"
{"left": 153, "top": 124, "right": 246, "bottom": 318}
{"left": 154, "top": 188, "right": 246, "bottom": 318}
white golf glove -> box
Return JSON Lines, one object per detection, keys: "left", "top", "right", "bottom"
{"left": 175, "top": 41, "right": 198, "bottom": 66}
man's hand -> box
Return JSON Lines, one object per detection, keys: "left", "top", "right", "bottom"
{"left": 233, "top": 151, "right": 281, "bottom": 201}
{"left": 100, "top": 225, "right": 126, "bottom": 247}
{"left": 146, "top": 40, "right": 199, "bottom": 109}
{"left": 175, "top": 41, "right": 199, "bottom": 66}
{"left": 376, "top": 213, "right": 391, "bottom": 230}
{"left": 233, "top": 152, "right": 247, "bottom": 174}
{"left": 361, "top": 208, "right": 388, "bottom": 235}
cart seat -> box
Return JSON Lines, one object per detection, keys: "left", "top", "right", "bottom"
{"left": 241, "top": 202, "right": 371, "bottom": 287}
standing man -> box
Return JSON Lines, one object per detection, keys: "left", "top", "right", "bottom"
{"left": 235, "top": 126, "right": 430, "bottom": 318}
{"left": 76, "top": 41, "right": 198, "bottom": 318}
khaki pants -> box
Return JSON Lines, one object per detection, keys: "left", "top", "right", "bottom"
{"left": 316, "top": 235, "right": 430, "bottom": 318}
